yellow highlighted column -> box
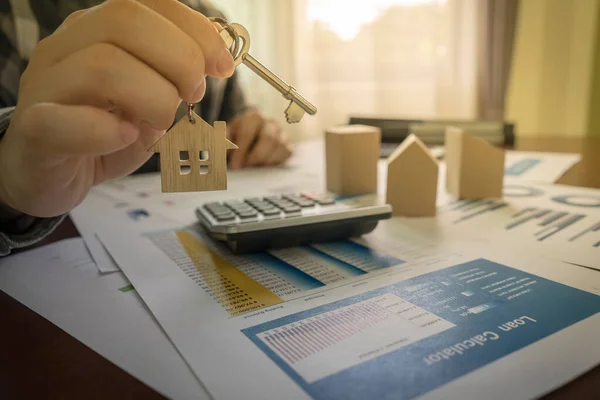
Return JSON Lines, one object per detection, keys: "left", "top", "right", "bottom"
{"left": 176, "top": 230, "right": 283, "bottom": 316}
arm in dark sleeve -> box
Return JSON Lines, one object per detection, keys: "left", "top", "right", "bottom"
{"left": 217, "top": 70, "right": 251, "bottom": 123}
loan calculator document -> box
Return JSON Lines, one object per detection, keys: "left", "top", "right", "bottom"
{"left": 101, "top": 225, "right": 600, "bottom": 400}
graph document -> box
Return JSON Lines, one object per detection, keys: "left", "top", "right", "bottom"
{"left": 434, "top": 181, "right": 600, "bottom": 270}
{"left": 101, "top": 228, "right": 600, "bottom": 400}
{"left": 144, "top": 227, "right": 409, "bottom": 316}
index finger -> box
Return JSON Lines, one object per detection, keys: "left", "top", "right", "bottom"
{"left": 139, "top": 0, "right": 234, "bottom": 78}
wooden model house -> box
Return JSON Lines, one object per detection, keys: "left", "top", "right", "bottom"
{"left": 149, "top": 113, "right": 238, "bottom": 192}
{"left": 445, "top": 126, "right": 505, "bottom": 199}
{"left": 386, "top": 134, "right": 439, "bottom": 217}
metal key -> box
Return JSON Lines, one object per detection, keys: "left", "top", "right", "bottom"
{"left": 212, "top": 19, "right": 317, "bottom": 124}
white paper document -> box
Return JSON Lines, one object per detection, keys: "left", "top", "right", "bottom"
{"left": 100, "top": 222, "right": 600, "bottom": 400}
{"left": 0, "top": 239, "right": 209, "bottom": 400}
{"left": 70, "top": 187, "right": 180, "bottom": 273}
{"left": 403, "top": 179, "right": 600, "bottom": 271}
{"left": 503, "top": 150, "right": 581, "bottom": 183}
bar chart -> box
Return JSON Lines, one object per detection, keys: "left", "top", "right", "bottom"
{"left": 569, "top": 221, "right": 600, "bottom": 247}
{"left": 445, "top": 198, "right": 600, "bottom": 247}
{"left": 449, "top": 199, "right": 509, "bottom": 222}
{"left": 145, "top": 228, "right": 405, "bottom": 316}
{"left": 255, "top": 293, "right": 454, "bottom": 383}
{"left": 507, "top": 208, "right": 587, "bottom": 241}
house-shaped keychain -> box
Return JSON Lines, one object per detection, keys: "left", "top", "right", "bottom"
{"left": 148, "top": 108, "right": 238, "bottom": 193}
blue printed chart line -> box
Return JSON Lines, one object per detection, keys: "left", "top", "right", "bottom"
{"left": 505, "top": 158, "right": 541, "bottom": 176}
{"left": 569, "top": 221, "right": 600, "bottom": 241}
{"left": 450, "top": 200, "right": 509, "bottom": 223}
{"left": 145, "top": 227, "right": 407, "bottom": 317}
{"left": 506, "top": 208, "right": 588, "bottom": 242}
{"left": 446, "top": 198, "right": 596, "bottom": 244}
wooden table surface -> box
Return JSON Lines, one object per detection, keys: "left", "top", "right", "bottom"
{"left": 1, "top": 136, "right": 599, "bottom": 399}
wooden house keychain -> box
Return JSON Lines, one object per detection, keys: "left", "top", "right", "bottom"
{"left": 148, "top": 18, "right": 317, "bottom": 193}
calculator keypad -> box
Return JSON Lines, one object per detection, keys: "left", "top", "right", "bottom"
{"left": 201, "top": 193, "right": 337, "bottom": 224}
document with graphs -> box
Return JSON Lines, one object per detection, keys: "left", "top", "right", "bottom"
{"left": 100, "top": 222, "right": 600, "bottom": 400}
{"left": 401, "top": 178, "right": 600, "bottom": 272}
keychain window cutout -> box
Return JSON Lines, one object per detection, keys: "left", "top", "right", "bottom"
{"left": 179, "top": 151, "right": 190, "bottom": 161}
{"left": 148, "top": 109, "right": 238, "bottom": 193}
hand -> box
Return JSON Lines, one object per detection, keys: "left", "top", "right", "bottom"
{"left": 0, "top": 0, "right": 234, "bottom": 218}
{"left": 227, "top": 109, "right": 292, "bottom": 169}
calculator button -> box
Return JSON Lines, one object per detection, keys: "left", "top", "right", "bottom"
{"left": 211, "top": 208, "right": 235, "bottom": 215}
{"left": 315, "top": 197, "right": 335, "bottom": 205}
{"left": 238, "top": 210, "right": 258, "bottom": 218}
{"left": 238, "top": 213, "right": 257, "bottom": 220}
{"left": 284, "top": 195, "right": 315, "bottom": 207}
{"left": 213, "top": 213, "right": 236, "bottom": 221}
{"left": 264, "top": 196, "right": 281, "bottom": 201}
{"left": 214, "top": 213, "right": 235, "bottom": 221}
{"left": 224, "top": 201, "right": 245, "bottom": 207}
{"left": 281, "top": 205, "right": 301, "bottom": 213}
{"left": 233, "top": 206, "right": 255, "bottom": 213}
{"left": 261, "top": 208, "right": 281, "bottom": 216}
{"left": 211, "top": 209, "right": 233, "bottom": 216}
{"left": 271, "top": 200, "right": 294, "bottom": 207}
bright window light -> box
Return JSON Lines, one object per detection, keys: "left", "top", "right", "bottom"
{"left": 306, "top": 0, "right": 445, "bottom": 41}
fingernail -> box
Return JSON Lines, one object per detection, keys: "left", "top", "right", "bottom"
{"left": 192, "top": 78, "right": 206, "bottom": 102}
{"left": 119, "top": 119, "right": 139, "bottom": 144}
{"left": 217, "top": 47, "right": 234, "bottom": 77}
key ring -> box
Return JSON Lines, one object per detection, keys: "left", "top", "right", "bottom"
{"left": 209, "top": 17, "right": 251, "bottom": 67}
{"left": 187, "top": 102, "right": 195, "bottom": 124}
{"left": 210, "top": 17, "right": 240, "bottom": 59}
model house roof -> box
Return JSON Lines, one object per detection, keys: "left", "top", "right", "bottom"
{"left": 148, "top": 115, "right": 238, "bottom": 153}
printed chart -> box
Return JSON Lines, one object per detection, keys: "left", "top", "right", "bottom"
{"left": 504, "top": 158, "right": 541, "bottom": 176}
{"left": 570, "top": 222, "right": 600, "bottom": 247}
{"left": 145, "top": 228, "right": 404, "bottom": 316}
{"left": 444, "top": 184, "right": 600, "bottom": 248}
{"left": 242, "top": 259, "right": 600, "bottom": 400}
{"left": 256, "top": 293, "right": 454, "bottom": 383}
{"left": 501, "top": 151, "right": 581, "bottom": 183}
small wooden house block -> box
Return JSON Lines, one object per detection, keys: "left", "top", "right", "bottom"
{"left": 149, "top": 112, "right": 238, "bottom": 193}
{"left": 386, "top": 134, "right": 438, "bottom": 217}
{"left": 325, "top": 124, "right": 381, "bottom": 195}
{"left": 445, "top": 126, "right": 505, "bottom": 199}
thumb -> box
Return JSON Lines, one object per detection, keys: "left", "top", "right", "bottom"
{"left": 17, "top": 103, "right": 140, "bottom": 157}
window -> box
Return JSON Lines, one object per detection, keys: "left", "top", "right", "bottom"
{"left": 214, "top": 0, "right": 480, "bottom": 140}
{"left": 176, "top": 149, "right": 210, "bottom": 175}
{"left": 178, "top": 150, "right": 191, "bottom": 175}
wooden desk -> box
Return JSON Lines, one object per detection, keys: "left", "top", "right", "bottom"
{"left": 1, "top": 137, "right": 599, "bottom": 399}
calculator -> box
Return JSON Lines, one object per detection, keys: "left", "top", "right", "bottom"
{"left": 195, "top": 192, "right": 392, "bottom": 254}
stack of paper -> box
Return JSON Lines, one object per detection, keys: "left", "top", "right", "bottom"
{"left": 1, "top": 142, "right": 598, "bottom": 400}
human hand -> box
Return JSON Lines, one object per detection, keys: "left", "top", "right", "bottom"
{"left": 0, "top": 0, "right": 234, "bottom": 218}
{"left": 227, "top": 109, "right": 293, "bottom": 169}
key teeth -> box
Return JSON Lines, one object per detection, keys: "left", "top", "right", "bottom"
{"left": 284, "top": 102, "right": 305, "bottom": 124}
